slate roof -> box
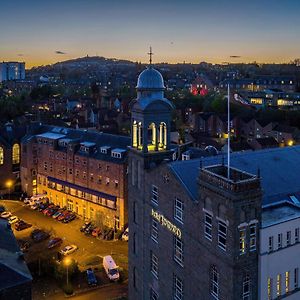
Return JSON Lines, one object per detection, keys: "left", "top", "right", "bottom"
{"left": 0, "top": 219, "right": 32, "bottom": 290}
{"left": 169, "top": 145, "right": 300, "bottom": 206}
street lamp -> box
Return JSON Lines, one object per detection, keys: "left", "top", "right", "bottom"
{"left": 6, "top": 180, "right": 13, "bottom": 200}
{"left": 63, "top": 257, "right": 72, "bottom": 285}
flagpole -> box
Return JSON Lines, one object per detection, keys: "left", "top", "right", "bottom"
{"left": 227, "top": 84, "right": 230, "bottom": 179}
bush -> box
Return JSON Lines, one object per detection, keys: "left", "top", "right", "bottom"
{"left": 62, "top": 283, "right": 74, "bottom": 295}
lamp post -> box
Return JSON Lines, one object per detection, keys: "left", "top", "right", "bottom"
{"left": 64, "top": 257, "right": 72, "bottom": 285}
{"left": 6, "top": 180, "right": 13, "bottom": 200}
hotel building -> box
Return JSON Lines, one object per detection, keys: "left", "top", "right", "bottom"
{"left": 21, "top": 124, "right": 130, "bottom": 230}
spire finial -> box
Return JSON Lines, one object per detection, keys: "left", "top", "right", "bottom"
{"left": 148, "top": 46, "right": 153, "bottom": 65}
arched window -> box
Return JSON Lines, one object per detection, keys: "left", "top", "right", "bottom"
{"left": 211, "top": 265, "right": 219, "bottom": 299}
{"left": 0, "top": 147, "right": 4, "bottom": 165}
{"left": 12, "top": 143, "right": 20, "bottom": 164}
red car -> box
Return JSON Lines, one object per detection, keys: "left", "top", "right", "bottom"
{"left": 43, "top": 204, "right": 55, "bottom": 215}
{"left": 57, "top": 211, "right": 70, "bottom": 221}
{"left": 47, "top": 237, "right": 63, "bottom": 249}
{"left": 92, "top": 227, "right": 102, "bottom": 237}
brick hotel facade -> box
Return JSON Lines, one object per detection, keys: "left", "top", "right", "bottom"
{"left": 21, "top": 125, "right": 130, "bottom": 230}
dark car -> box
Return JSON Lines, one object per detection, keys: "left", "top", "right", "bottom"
{"left": 47, "top": 237, "right": 63, "bottom": 249}
{"left": 31, "top": 229, "right": 50, "bottom": 242}
{"left": 80, "top": 221, "right": 91, "bottom": 232}
{"left": 85, "top": 224, "right": 95, "bottom": 235}
{"left": 86, "top": 268, "right": 97, "bottom": 286}
{"left": 0, "top": 205, "right": 5, "bottom": 213}
{"left": 57, "top": 211, "right": 70, "bottom": 221}
{"left": 38, "top": 202, "right": 49, "bottom": 212}
{"left": 15, "top": 220, "right": 32, "bottom": 231}
{"left": 63, "top": 213, "right": 76, "bottom": 223}
{"left": 46, "top": 207, "right": 59, "bottom": 217}
{"left": 18, "top": 239, "right": 31, "bottom": 252}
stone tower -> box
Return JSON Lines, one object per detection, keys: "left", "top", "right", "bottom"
{"left": 128, "top": 65, "right": 174, "bottom": 299}
{"left": 198, "top": 164, "right": 262, "bottom": 299}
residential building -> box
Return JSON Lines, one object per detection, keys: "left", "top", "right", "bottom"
{"left": 0, "top": 62, "right": 25, "bottom": 82}
{"left": 0, "top": 219, "right": 32, "bottom": 300}
{"left": 20, "top": 124, "right": 130, "bottom": 230}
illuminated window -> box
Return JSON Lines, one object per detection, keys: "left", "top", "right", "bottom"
{"left": 205, "top": 213, "right": 213, "bottom": 241}
{"left": 267, "top": 278, "right": 272, "bottom": 300}
{"left": 211, "top": 266, "right": 219, "bottom": 299}
{"left": 243, "top": 274, "right": 251, "bottom": 300}
{"left": 239, "top": 227, "right": 246, "bottom": 255}
{"left": 285, "top": 271, "right": 290, "bottom": 293}
{"left": 250, "top": 224, "right": 256, "bottom": 251}
{"left": 277, "top": 274, "right": 281, "bottom": 296}
{"left": 0, "top": 147, "right": 4, "bottom": 165}
{"left": 12, "top": 143, "right": 20, "bottom": 164}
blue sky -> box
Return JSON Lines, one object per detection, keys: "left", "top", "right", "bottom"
{"left": 1, "top": 0, "right": 299, "bottom": 67}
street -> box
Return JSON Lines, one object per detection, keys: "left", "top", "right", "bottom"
{"left": 1, "top": 200, "right": 128, "bottom": 299}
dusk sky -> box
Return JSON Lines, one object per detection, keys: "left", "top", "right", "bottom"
{"left": 1, "top": 0, "right": 300, "bottom": 68}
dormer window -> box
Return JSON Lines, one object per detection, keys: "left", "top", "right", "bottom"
{"left": 112, "top": 151, "right": 122, "bottom": 158}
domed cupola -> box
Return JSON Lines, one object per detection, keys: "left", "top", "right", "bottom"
{"left": 136, "top": 66, "right": 165, "bottom": 91}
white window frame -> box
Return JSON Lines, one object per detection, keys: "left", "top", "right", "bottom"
{"left": 174, "top": 236, "right": 184, "bottom": 266}
{"left": 174, "top": 198, "right": 184, "bottom": 224}
{"left": 173, "top": 274, "right": 183, "bottom": 300}
{"left": 278, "top": 233, "right": 282, "bottom": 249}
{"left": 243, "top": 274, "right": 251, "bottom": 300}
{"left": 150, "top": 288, "right": 159, "bottom": 300}
{"left": 151, "top": 185, "right": 159, "bottom": 206}
{"left": 218, "top": 220, "right": 227, "bottom": 251}
{"left": 287, "top": 231, "right": 291, "bottom": 246}
{"left": 239, "top": 227, "right": 246, "bottom": 255}
{"left": 151, "top": 218, "right": 158, "bottom": 243}
{"left": 268, "top": 236, "right": 273, "bottom": 252}
{"left": 204, "top": 212, "right": 212, "bottom": 241}
{"left": 249, "top": 224, "right": 256, "bottom": 251}
{"left": 211, "top": 266, "right": 219, "bottom": 300}
{"left": 151, "top": 252, "right": 158, "bottom": 279}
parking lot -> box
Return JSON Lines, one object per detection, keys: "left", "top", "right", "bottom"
{"left": 1, "top": 199, "right": 128, "bottom": 299}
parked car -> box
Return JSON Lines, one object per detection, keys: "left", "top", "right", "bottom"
{"left": 38, "top": 202, "right": 49, "bottom": 212}
{"left": 60, "top": 245, "right": 78, "bottom": 256}
{"left": 15, "top": 220, "right": 32, "bottom": 231}
{"left": 52, "top": 210, "right": 63, "bottom": 219}
{"left": 1, "top": 211, "right": 12, "bottom": 219}
{"left": 30, "top": 203, "right": 39, "bottom": 210}
{"left": 46, "top": 207, "right": 59, "bottom": 217}
{"left": 92, "top": 227, "right": 102, "bottom": 237}
{"left": 18, "top": 239, "right": 31, "bottom": 252}
{"left": 80, "top": 221, "right": 91, "bottom": 232}
{"left": 43, "top": 204, "right": 55, "bottom": 215}
{"left": 104, "top": 229, "right": 114, "bottom": 240}
{"left": 23, "top": 198, "right": 31, "bottom": 205}
{"left": 31, "top": 229, "right": 50, "bottom": 242}
{"left": 85, "top": 224, "right": 95, "bottom": 235}
{"left": 103, "top": 255, "right": 119, "bottom": 281}
{"left": 122, "top": 227, "right": 129, "bottom": 241}
{"left": 57, "top": 211, "right": 70, "bottom": 221}
{"left": 0, "top": 205, "right": 5, "bottom": 213}
{"left": 86, "top": 268, "right": 97, "bottom": 286}
{"left": 8, "top": 216, "right": 19, "bottom": 225}
{"left": 63, "top": 213, "right": 76, "bottom": 223}
{"left": 47, "top": 237, "right": 63, "bottom": 249}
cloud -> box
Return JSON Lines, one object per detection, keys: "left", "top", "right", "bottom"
{"left": 55, "top": 50, "right": 67, "bottom": 55}
{"left": 230, "top": 55, "right": 241, "bottom": 58}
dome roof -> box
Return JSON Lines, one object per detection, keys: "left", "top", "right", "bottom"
{"left": 136, "top": 67, "right": 165, "bottom": 90}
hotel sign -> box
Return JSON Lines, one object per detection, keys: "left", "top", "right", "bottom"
{"left": 151, "top": 209, "right": 182, "bottom": 238}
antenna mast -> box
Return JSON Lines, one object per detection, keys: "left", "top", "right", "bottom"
{"left": 227, "top": 84, "right": 230, "bottom": 179}
{"left": 148, "top": 46, "right": 153, "bottom": 65}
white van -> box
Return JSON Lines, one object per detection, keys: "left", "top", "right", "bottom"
{"left": 103, "top": 255, "right": 119, "bottom": 281}
{"left": 29, "top": 194, "right": 47, "bottom": 206}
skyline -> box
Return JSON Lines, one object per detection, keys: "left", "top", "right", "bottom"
{"left": 1, "top": 0, "right": 300, "bottom": 68}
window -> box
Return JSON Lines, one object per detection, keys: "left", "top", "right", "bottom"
{"left": 174, "top": 236, "right": 183, "bottom": 266}
{"left": 269, "top": 236, "right": 274, "bottom": 252}
{"left": 278, "top": 233, "right": 282, "bottom": 249}
{"left": 0, "top": 147, "right": 4, "bottom": 165}
{"left": 133, "top": 202, "right": 137, "bottom": 224}
{"left": 267, "top": 278, "right": 272, "bottom": 300}
{"left": 295, "top": 228, "right": 299, "bottom": 243}
{"left": 285, "top": 271, "right": 290, "bottom": 293}
{"left": 173, "top": 274, "right": 183, "bottom": 300}
{"left": 12, "top": 144, "right": 20, "bottom": 164}
{"left": 150, "top": 289, "right": 158, "bottom": 300}
{"left": 249, "top": 224, "right": 256, "bottom": 251}
{"left": 295, "top": 268, "right": 299, "bottom": 289}
{"left": 239, "top": 227, "right": 246, "bottom": 255}
{"left": 115, "top": 180, "right": 119, "bottom": 188}
{"left": 243, "top": 274, "right": 251, "bottom": 300}
{"left": 174, "top": 198, "right": 184, "bottom": 223}
{"left": 218, "top": 220, "right": 227, "bottom": 251}
{"left": 133, "top": 267, "right": 137, "bottom": 289}
{"left": 205, "top": 213, "right": 212, "bottom": 241}
{"left": 211, "top": 266, "right": 219, "bottom": 299}
{"left": 151, "top": 185, "right": 158, "bottom": 205}
{"left": 44, "top": 161, "right": 47, "bottom": 171}
{"left": 287, "top": 231, "right": 291, "bottom": 246}
{"left": 106, "top": 165, "right": 110, "bottom": 171}
{"left": 277, "top": 274, "right": 281, "bottom": 296}
{"left": 151, "top": 218, "right": 158, "bottom": 243}
{"left": 151, "top": 252, "right": 158, "bottom": 278}
{"left": 98, "top": 176, "right": 102, "bottom": 184}
{"left": 133, "top": 233, "right": 136, "bottom": 254}
{"left": 76, "top": 170, "right": 79, "bottom": 177}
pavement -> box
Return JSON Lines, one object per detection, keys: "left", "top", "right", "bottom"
{"left": 0, "top": 200, "right": 128, "bottom": 300}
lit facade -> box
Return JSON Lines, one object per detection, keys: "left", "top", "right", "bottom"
{"left": 0, "top": 62, "right": 25, "bottom": 82}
